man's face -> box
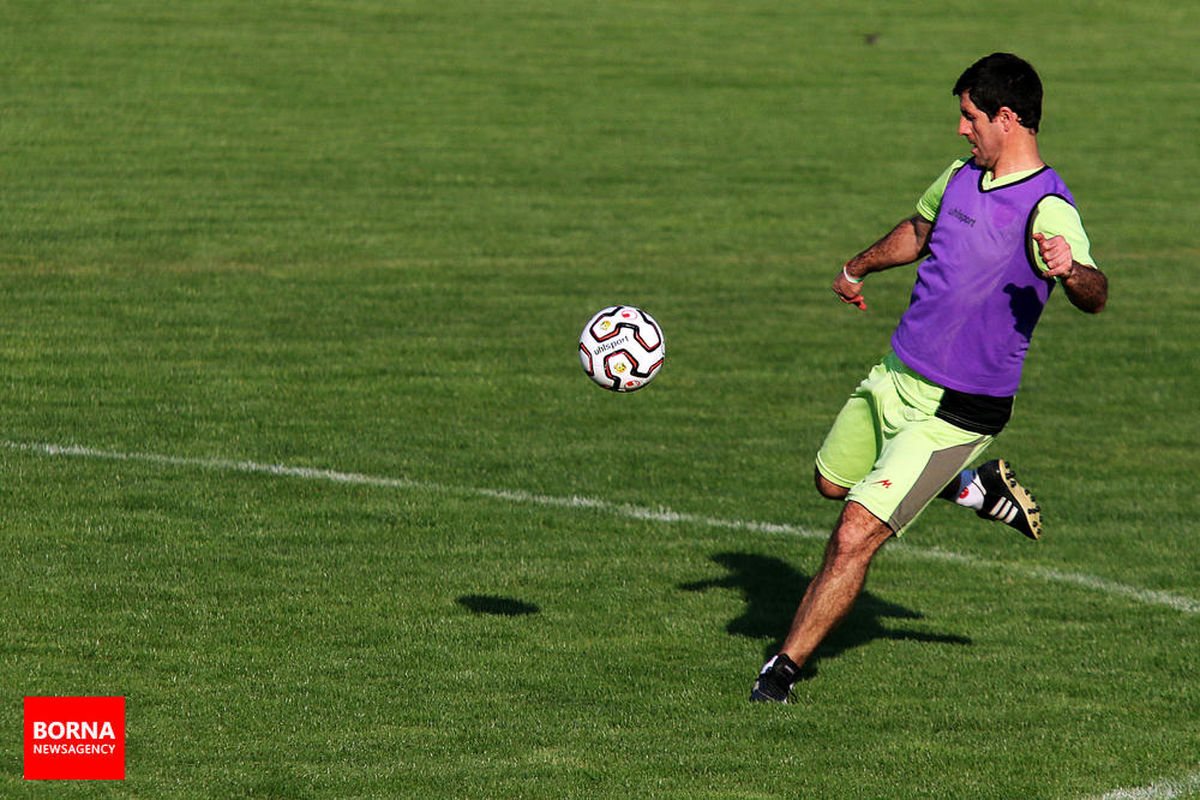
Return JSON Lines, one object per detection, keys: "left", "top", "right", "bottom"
{"left": 957, "top": 91, "right": 1004, "bottom": 171}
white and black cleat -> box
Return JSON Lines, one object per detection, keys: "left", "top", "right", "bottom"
{"left": 976, "top": 459, "right": 1042, "bottom": 540}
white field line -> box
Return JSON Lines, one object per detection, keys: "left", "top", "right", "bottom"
{"left": 5, "top": 440, "right": 1199, "bottom": 616}
{"left": 1087, "top": 772, "right": 1200, "bottom": 800}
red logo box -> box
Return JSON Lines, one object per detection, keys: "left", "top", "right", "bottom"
{"left": 24, "top": 696, "right": 125, "bottom": 780}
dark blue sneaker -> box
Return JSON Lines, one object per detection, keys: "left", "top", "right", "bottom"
{"left": 749, "top": 653, "right": 802, "bottom": 703}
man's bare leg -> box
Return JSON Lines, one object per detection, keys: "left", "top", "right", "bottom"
{"left": 779, "top": 501, "right": 893, "bottom": 666}
{"left": 750, "top": 476, "right": 893, "bottom": 702}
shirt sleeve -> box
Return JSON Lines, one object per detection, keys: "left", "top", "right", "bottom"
{"left": 916, "top": 158, "right": 970, "bottom": 221}
{"left": 1030, "top": 196, "right": 1098, "bottom": 274}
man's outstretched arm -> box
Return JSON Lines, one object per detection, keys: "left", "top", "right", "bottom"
{"left": 833, "top": 215, "right": 933, "bottom": 310}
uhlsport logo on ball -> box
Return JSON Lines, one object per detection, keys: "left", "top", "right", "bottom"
{"left": 578, "top": 305, "right": 664, "bottom": 392}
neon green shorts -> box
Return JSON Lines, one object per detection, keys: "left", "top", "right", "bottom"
{"left": 815, "top": 351, "right": 993, "bottom": 534}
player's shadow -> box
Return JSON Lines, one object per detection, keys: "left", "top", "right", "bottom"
{"left": 679, "top": 552, "right": 971, "bottom": 679}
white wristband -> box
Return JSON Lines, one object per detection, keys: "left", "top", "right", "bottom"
{"left": 842, "top": 265, "right": 863, "bottom": 285}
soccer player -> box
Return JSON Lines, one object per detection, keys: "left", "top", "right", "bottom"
{"left": 751, "top": 53, "right": 1108, "bottom": 702}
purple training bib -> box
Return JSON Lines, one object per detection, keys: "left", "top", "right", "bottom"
{"left": 891, "top": 160, "right": 1074, "bottom": 397}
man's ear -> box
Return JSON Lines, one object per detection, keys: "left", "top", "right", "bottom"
{"left": 996, "top": 106, "right": 1019, "bottom": 132}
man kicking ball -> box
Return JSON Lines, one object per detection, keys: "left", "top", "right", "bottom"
{"left": 752, "top": 52, "right": 1107, "bottom": 702}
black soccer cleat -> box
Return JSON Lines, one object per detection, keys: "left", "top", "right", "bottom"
{"left": 975, "top": 459, "right": 1042, "bottom": 540}
{"left": 749, "top": 653, "right": 803, "bottom": 703}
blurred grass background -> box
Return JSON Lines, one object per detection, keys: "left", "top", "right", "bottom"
{"left": 2, "top": 1, "right": 1197, "bottom": 797}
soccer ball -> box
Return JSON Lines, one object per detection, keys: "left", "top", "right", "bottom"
{"left": 578, "top": 305, "right": 665, "bottom": 392}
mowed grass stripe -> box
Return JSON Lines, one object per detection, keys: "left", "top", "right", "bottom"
{"left": 8, "top": 439, "right": 1198, "bottom": 616}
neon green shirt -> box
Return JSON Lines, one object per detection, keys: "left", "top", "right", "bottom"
{"left": 916, "top": 158, "right": 1097, "bottom": 272}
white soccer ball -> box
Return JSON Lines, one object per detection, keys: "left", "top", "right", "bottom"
{"left": 578, "top": 305, "right": 665, "bottom": 392}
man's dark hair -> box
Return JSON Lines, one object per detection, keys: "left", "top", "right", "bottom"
{"left": 953, "top": 52, "right": 1043, "bottom": 133}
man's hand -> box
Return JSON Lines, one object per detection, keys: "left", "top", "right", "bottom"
{"left": 1033, "top": 232, "right": 1075, "bottom": 279}
{"left": 833, "top": 267, "right": 868, "bottom": 311}
{"left": 1033, "top": 232, "right": 1107, "bottom": 313}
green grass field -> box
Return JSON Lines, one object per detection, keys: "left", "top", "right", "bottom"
{"left": 3, "top": 1, "right": 1198, "bottom": 797}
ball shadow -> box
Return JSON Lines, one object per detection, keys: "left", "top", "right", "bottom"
{"left": 457, "top": 594, "right": 541, "bottom": 617}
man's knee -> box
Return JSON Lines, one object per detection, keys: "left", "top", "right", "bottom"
{"left": 827, "top": 502, "right": 893, "bottom": 564}
{"left": 814, "top": 468, "right": 850, "bottom": 500}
